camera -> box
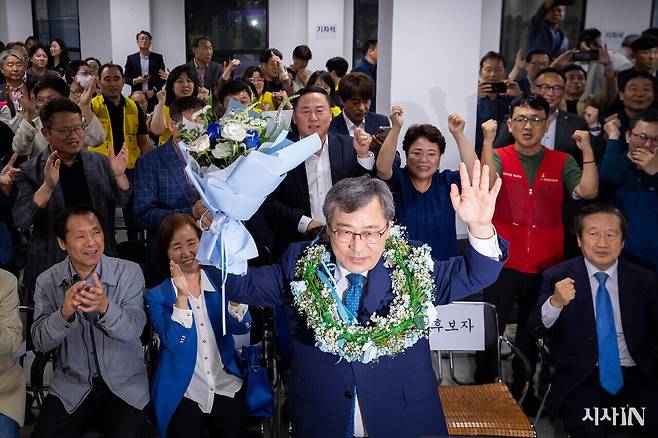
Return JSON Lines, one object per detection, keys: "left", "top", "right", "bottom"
{"left": 572, "top": 50, "right": 599, "bottom": 62}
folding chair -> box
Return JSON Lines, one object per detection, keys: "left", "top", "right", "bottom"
{"left": 434, "top": 301, "right": 536, "bottom": 437}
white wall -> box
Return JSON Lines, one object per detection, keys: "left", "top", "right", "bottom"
{"left": 78, "top": 0, "right": 112, "bottom": 62}
{"left": 480, "top": 0, "right": 502, "bottom": 55}
{"left": 0, "top": 0, "right": 33, "bottom": 43}
{"left": 306, "top": 0, "right": 345, "bottom": 72}
{"left": 269, "top": 0, "right": 308, "bottom": 67}
{"left": 109, "top": 0, "right": 150, "bottom": 65}
{"left": 151, "top": 0, "right": 186, "bottom": 68}
{"left": 585, "top": 0, "right": 652, "bottom": 50}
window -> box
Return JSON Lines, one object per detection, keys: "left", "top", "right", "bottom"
{"left": 500, "top": 0, "right": 586, "bottom": 68}
{"left": 353, "top": 0, "right": 379, "bottom": 67}
{"left": 184, "top": 0, "right": 268, "bottom": 71}
{"left": 32, "top": 0, "right": 81, "bottom": 60}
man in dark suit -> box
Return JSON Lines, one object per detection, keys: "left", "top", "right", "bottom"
{"left": 124, "top": 30, "right": 166, "bottom": 111}
{"left": 12, "top": 98, "right": 130, "bottom": 303}
{"left": 329, "top": 72, "right": 389, "bottom": 137}
{"left": 265, "top": 86, "right": 378, "bottom": 257}
{"left": 210, "top": 167, "right": 506, "bottom": 438}
{"left": 529, "top": 204, "right": 658, "bottom": 437}
{"left": 185, "top": 36, "right": 222, "bottom": 100}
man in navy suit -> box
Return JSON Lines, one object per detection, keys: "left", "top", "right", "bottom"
{"left": 529, "top": 204, "right": 658, "bottom": 437}
{"left": 209, "top": 163, "right": 506, "bottom": 437}
{"left": 264, "top": 86, "right": 380, "bottom": 257}
{"left": 124, "top": 30, "right": 166, "bottom": 110}
{"left": 329, "top": 72, "right": 389, "bottom": 137}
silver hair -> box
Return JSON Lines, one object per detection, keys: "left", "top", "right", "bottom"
{"left": 323, "top": 175, "right": 395, "bottom": 225}
{"left": 0, "top": 49, "right": 25, "bottom": 66}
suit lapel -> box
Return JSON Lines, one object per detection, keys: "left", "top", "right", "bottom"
{"left": 572, "top": 257, "right": 597, "bottom": 339}
{"left": 328, "top": 133, "right": 342, "bottom": 184}
{"left": 616, "top": 261, "right": 636, "bottom": 352}
{"left": 361, "top": 257, "right": 392, "bottom": 321}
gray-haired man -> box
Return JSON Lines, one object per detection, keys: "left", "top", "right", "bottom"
{"left": 208, "top": 162, "right": 509, "bottom": 437}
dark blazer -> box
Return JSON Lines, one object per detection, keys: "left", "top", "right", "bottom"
{"left": 493, "top": 110, "right": 588, "bottom": 162}
{"left": 185, "top": 60, "right": 223, "bottom": 91}
{"left": 146, "top": 272, "right": 252, "bottom": 437}
{"left": 132, "top": 139, "right": 198, "bottom": 235}
{"left": 13, "top": 148, "right": 130, "bottom": 295}
{"left": 329, "top": 111, "right": 390, "bottom": 136}
{"left": 528, "top": 256, "right": 658, "bottom": 416}
{"left": 262, "top": 133, "right": 373, "bottom": 254}
{"left": 124, "top": 51, "right": 167, "bottom": 94}
{"left": 208, "top": 237, "right": 508, "bottom": 438}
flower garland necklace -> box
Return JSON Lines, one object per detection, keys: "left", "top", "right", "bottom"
{"left": 290, "top": 225, "right": 438, "bottom": 363}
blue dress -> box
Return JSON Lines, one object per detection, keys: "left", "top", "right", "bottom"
{"left": 386, "top": 167, "right": 461, "bottom": 261}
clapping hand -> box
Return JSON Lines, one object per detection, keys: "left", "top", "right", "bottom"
{"left": 353, "top": 128, "right": 372, "bottom": 158}
{"left": 43, "top": 151, "right": 61, "bottom": 190}
{"left": 76, "top": 274, "right": 109, "bottom": 315}
{"left": 109, "top": 144, "right": 129, "bottom": 177}
{"left": 450, "top": 160, "right": 502, "bottom": 238}
{"left": 170, "top": 260, "right": 190, "bottom": 297}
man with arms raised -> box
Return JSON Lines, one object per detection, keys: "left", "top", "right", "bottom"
{"left": 207, "top": 162, "right": 506, "bottom": 437}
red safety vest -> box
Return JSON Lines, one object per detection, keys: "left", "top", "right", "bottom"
{"left": 493, "top": 145, "right": 568, "bottom": 273}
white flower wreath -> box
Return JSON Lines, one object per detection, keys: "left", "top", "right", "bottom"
{"left": 290, "top": 225, "right": 438, "bottom": 363}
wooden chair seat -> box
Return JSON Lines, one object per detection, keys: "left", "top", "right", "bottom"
{"left": 439, "top": 382, "right": 536, "bottom": 437}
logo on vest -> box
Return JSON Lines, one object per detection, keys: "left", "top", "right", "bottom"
{"left": 502, "top": 172, "right": 523, "bottom": 179}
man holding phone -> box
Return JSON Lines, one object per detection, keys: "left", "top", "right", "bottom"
{"left": 527, "top": 0, "right": 570, "bottom": 59}
{"left": 476, "top": 51, "right": 521, "bottom": 155}
{"left": 31, "top": 205, "right": 149, "bottom": 437}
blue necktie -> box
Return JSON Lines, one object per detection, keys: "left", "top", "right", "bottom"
{"left": 594, "top": 272, "right": 624, "bottom": 395}
{"left": 344, "top": 273, "right": 364, "bottom": 438}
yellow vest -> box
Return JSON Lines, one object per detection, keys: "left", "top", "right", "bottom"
{"left": 90, "top": 95, "right": 141, "bottom": 169}
{"left": 158, "top": 105, "right": 173, "bottom": 145}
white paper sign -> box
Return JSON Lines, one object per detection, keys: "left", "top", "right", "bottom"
{"left": 429, "top": 302, "right": 485, "bottom": 351}
{"left": 315, "top": 24, "right": 337, "bottom": 39}
{"left": 603, "top": 30, "right": 626, "bottom": 51}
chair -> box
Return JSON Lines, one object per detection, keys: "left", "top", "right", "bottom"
{"left": 434, "top": 301, "right": 536, "bottom": 437}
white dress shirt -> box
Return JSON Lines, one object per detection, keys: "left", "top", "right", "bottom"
{"left": 540, "top": 259, "right": 636, "bottom": 367}
{"left": 297, "top": 137, "right": 375, "bottom": 233}
{"left": 541, "top": 110, "right": 559, "bottom": 150}
{"left": 170, "top": 270, "right": 249, "bottom": 412}
{"left": 139, "top": 53, "right": 150, "bottom": 92}
{"left": 343, "top": 112, "right": 365, "bottom": 137}
{"left": 336, "top": 229, "right": 502, "bottom": 437}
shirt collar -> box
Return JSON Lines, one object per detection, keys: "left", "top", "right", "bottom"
{"left": 102, "top": 94, "right": 126, "bottom": 108}
{"left": 140, "top": 52, "right": 150, "bottom": 60}
{"left": 343, "top": 112, "right": 365, "bottom": 133}
{"left": 335, "top": 261, "right": 369, "bottom": 284}
{"left": 583, "top": 257, "right": 618, "bottom": 281}
{"left": 62, "top": 256, "right": 103, "bottom": 287}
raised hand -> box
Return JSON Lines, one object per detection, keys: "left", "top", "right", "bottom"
{"left": 158, "top": 68, "right": 170, "bottom": 81}
{"left": 449, "top": 160, "right": 502, "bottom": 238}
{"left": 353, "top": 128, "right": 372, "bottom": 158}
{"left": 78, "top": 76, "right": 98, "bottom": 108}
{"left": 583, "top": 105, "right": 599, "bottom": 129}
{"left": 481, "top": 119, "right": 498, "bottom": 144}
{"left": 198, "top": 87, "right": 210, "bottom": 103}
{"left": 502, "top": 80, "right": 521, "bottom": 97}
{"left": 109, "top": 144, "right": 128, "bottom": 177}
{"left": 44, "top": 150, "right": 61, "bottom": 189}
{"left": 572, "top": 130, "right": 593, "bottom": 153}
{"left": 170, "top": 261, "right": 189, "bottom": 296}
{"left": 0, "top": 153, "right": 21, "bottom": 196}
{"left": 19, "top": 91, "right": 36, "bottom": 120}
{"left": 513, "top": 49, "right": 526, "bottom": 71}
{"left": 603, "top": 117, "right": 621, "bottom": 140}
{"left": 447, "top": 113, "right": 465, "bottom": 135}
{"left": 550, "top": 277, "right": 576, "bottom": 308}
{"left": 156, "top": 88, "right": 166, "bottom": 105}
{"left": 389, "top": 105, "right": 404, "bottom": 129}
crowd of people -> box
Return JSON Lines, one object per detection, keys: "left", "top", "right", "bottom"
{"left": 0, "top": 1, "right": 657, "bottom": 437}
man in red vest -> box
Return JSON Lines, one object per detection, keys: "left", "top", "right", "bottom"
{"left": 476, "top": 93, "right": 599, "bottom": 412}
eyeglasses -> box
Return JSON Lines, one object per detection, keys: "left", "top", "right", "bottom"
{"left": 249, "top": 77, "right": 265, "bottom": 83}
{"left": 534, "top": 84, "right": 565, "bottom": 94}
{"left": 511, "top": 116, "right": 547, "bottom": 126}
{"left": 328, "top": 223, "right": 390, "bottom": 244}
{"left": 46, "top": 125, "right": 85, "bottom": 136}
{"left": 630, "top": 131, "right": 658, "bottom": 145}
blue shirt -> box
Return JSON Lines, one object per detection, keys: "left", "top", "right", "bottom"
{"left": 386, "top": 167, "right": 461, "bottom": 260}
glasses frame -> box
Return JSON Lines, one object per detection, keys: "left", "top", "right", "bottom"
{"left": 328, "top": 223, "right": 390, "bottom": 244}
{"left": 630, "top": 131, "right": 658, "bottom": 145}
{"left": 45, "top": 125, "right": 85, "bottom": 136}
{"left": 511, "top": 116, "right": 547, "bottom": 126}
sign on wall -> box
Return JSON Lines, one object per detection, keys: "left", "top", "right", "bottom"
{"left": 314, "top": 24, "right": 337, "bottom": 40}
{"left": 429, "top": 302, "right": 485, "bottom": 351}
